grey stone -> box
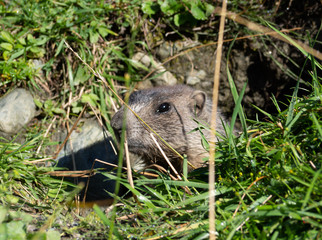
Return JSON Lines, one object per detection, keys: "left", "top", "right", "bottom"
{"left": 186, "top": 75, "right": 200, "bottom": 85}
{"left": 186, "top": 70, "right": 207, "bottom": 86}
{"left": 132, "top": 52, "right": 177, "bottom": 86}
{"left": 0, "top": 88, "right": 36, "bottom": 134}
{"left": 57, "top": 119, "right": 113, "bottom": 157}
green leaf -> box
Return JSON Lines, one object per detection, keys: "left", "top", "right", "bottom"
{"left": 311, "top": 112, "right": 322, "bottom": 137}
{"left": 29, "top": 46, "right": 41, "bottom": 53}
{"left": 7, "top": 49, "right": 24, "bottom": 62}
{"left": 0, "top": 207, "right": 7, "bottom": 224}
{"left": 0, "top": 43, "right": 13, "bottom": 51}
{"left": 1, "top": 31, "right": 15, "bottom": 44}
{"left": 52, "top": 107, "right": 66, "bottom": 116}
{"left": 159, "top": 0, "right": 182, "bottom": 15}
{"left": 34, "top": 35, "right": 48, "bottom": 46}
{"left": 72, "top": 106, "right": 82, "bottom": 114}
{"left": 17, "top": 37, "right": 26, "bottom": 46}
{"left": 6, "top": 195, "right": 19, "bottom": 204}
{"left": 123, "top": 183, "right": 156, "bottom": 209}
{"left": 174, "top": 13, "right": 186, "bottom": 27}
{"left": 27, "top": 34, "right": 36, "bottom": 44}
{"left": 302, "top": 168, "right": 322, "bottom": 210}
{"left": 191, "top": 3, "right": 206, "bottom": 20}
{"left": 74, "top": 66, "right": 90, "bottom": 85}
{"left": 66, "top": 58, "right": 74, "bottom": 92}
{"left": 29, "top": 47, "right": 45, "bottom": 57}
{"left": 44, "top": 99, "right": 54, "bottom": 109}
{"left": 89, "top": 29, "right": 100, "bottom": 43}
{"left": 93, "top": 205, "right": 122, "bottom": 238}
{"left": 205, "top": 3, "right": 215, "bottom": 16}
{"left": 33, "top": 99, "right": 43, "bottom": 109}
{"left": 81, "top": 93, "right": 99, "bottom": 107}
{"left": 55, "top": 39, "right": 65, "bottom": 57}
{"left": 98, "top": 26, "right": 118, "bottom": 37}
{"left": 142, "top": 1, "right": 159, "bottom": 15}
{"left": 42, "top": 230, "right": 61, "bottom": 240}
{"left": 90, "top": 20, "right": 98, "bottom": 28}
{"left": 6, "top": 221, "right": 26, "bottom": 240}
{"left": 2, "top": 50, "right": 10, "bottom": 60}
{"left": 128, "top": 58, "right": 150, "bottom": 71}
{"left": 0, "top": 224, "right": 6, "bottom": 240}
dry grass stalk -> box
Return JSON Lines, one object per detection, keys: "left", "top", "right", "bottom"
{"left": 47, "top": 169, "right": 96, "bottom": 177}
{"left": 209, "top": 1, "right": 227, "bottom": 239}
{"left": 214, "top": 7, "right": 322, "bottom": 60}
{"left": 36, "top": 116, "right": 57, "bottom": 155}
{"left": 124, "top": 139, "right": 135, "bottom": 188}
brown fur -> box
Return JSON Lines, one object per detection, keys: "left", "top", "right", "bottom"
{"left": 111, "top": 85, "right": 226, "bottom": 172}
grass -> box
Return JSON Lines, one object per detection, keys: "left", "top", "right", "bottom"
{"left": 0, "top": 0, "right": 321, "bottom": 239}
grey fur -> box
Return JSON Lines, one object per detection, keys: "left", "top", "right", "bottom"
{"left": 111, "top": 85, "right": 226, "bottom": 172}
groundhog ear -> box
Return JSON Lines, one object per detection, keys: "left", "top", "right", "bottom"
{"left": 190, "top": 91, "right": 207, "bottom": 116}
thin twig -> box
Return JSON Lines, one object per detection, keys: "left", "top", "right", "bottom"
{"left": 209, "top": 1, "right": 227, "bottom": 239}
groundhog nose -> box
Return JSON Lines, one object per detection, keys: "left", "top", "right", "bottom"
{"left": 111, "top": 109, "right": 124, "bottom": 132}
{"left": 111, "top": 112, "right": 119, "bottom": 129}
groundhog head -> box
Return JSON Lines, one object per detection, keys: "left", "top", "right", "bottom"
{"left": 111, "top": 85, "right": 214, "bottom": 171}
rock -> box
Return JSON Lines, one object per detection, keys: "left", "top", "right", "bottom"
{"left": 157, "top": 40, "right": 199, "bottom": 60}
{"left": 186, "top": 75, "right": 200, "bottom": 85}
{"left": 56, "top": 119, "right": 122, "bottom": 201}
{"left": 187, "top": 70, "right": 207, "bottom": 86}
{"left": 132, "top": 52, "right": 177, "bottom": 87}
{"left": 201, "top": 81, "right": 213, "bottom": 89}
{"left": 57, "top": 119, "right": 112, "bottom": 157}
{"left": 0, "top": 88, "right": 36, "bottom": 134}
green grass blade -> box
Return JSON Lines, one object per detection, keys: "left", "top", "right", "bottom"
{"left": 301, "top": 168, "right": 321, "bottom": 210}
{"left": 311, "top": 112, "right": 322, "bottom": 138}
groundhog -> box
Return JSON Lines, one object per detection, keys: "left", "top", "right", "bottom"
{"left": 111, "top": 85, "right": 226, "bottom": 172}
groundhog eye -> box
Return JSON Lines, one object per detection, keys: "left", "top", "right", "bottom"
{"left": 156, "top": 102, "right": 171, "bottom": 113}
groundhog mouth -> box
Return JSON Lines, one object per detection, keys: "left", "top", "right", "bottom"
{"left": 126, "top": 142, "right": 147, "bottom": 153}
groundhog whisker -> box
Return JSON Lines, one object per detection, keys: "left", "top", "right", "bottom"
{"left": 150, "top": 133, "right": 182, "bottom": 180}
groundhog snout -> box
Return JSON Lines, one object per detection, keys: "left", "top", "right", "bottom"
{"left": 111, "top": 107, "right": 142, "bottom": 138}
{"left": 111, "top": 108, "right": 125, "bottom": 135}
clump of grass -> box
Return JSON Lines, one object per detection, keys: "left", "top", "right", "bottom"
{"left": 0, "top": 133, "right": 72, "bottom": 238}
